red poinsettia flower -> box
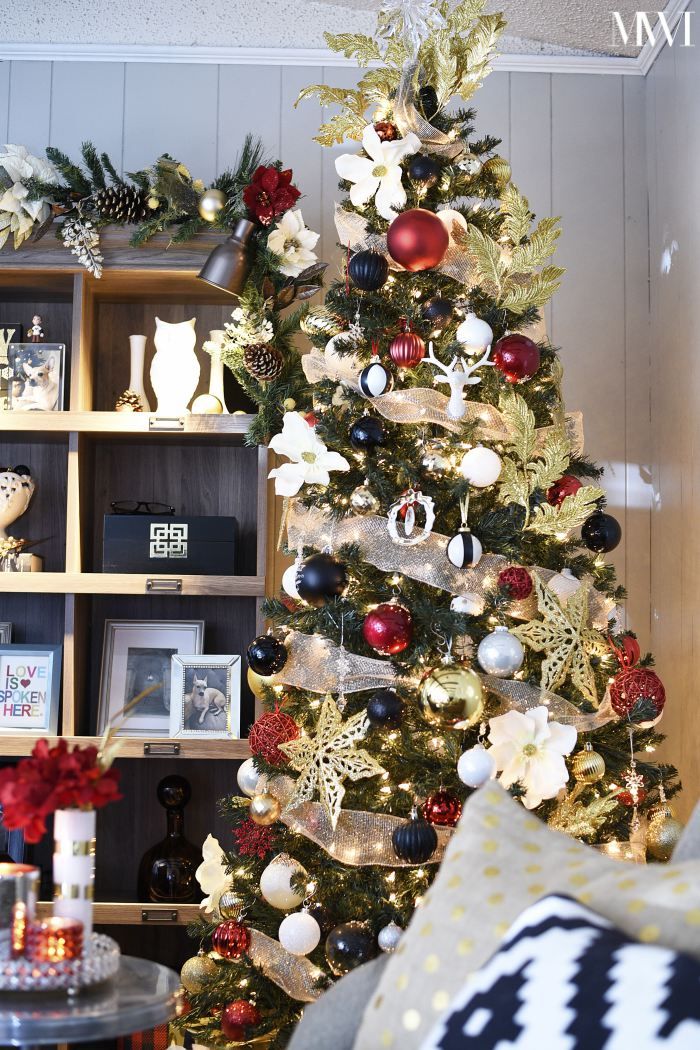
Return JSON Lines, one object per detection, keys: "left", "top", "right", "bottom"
{"left": 243, "top": 165, "right": 301, "bottom": 226}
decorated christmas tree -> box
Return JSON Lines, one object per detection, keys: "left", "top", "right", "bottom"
{"left": 177, "top": 2, "right": 681, "bottom": 1046}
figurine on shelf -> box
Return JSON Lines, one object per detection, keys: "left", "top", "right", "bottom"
{"left": 137, "top": 775, "right": 202, "bottom": 904}
{"left": 28, "top": 315, "right": 44, "bottom": 342}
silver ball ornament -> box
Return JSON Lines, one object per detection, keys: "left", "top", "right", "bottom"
{"left": 350, "top": 484, "right": 380, "bottom": 515}
{"left": 451, "top": 593, "right": 484, "bottom": 615}
{"left": 237, "top": 758, "right": 262, "bottom": 798}
{"left": 477, "top": 626, "right": 524, "bottom": 678}
{"left": 457, "top": 745, "right": 496, "bottom": 788}
{"left": 378, "top": 921, "right": 403, "bottom": 953}
{"left": 278, "top": 910, "right": 322, "bottom": 956}
{"left": 421, "top": 448, "right": 451, "bottom": 475}
{"left": 198, "top": 187, "right": 227, "bottom": 222}
{"left": 548, "top": 568, "right": 582, "bottom": 604}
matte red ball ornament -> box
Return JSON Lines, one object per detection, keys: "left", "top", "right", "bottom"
{"left": 547, "top": 474, "right": 583, "bottom": 507}
{"left": 493, "top": 334, "right": 541, "bottom": 383}
{"left": 389, "top": 329, "right": 426, "bottom": 369}
{"left": 422, "top": 790, "right": 462, "bottom": 827}
{"left": 221, "top": 1000, "right": 261, "bottom": 1041}
{"left": 387, "top": 209, "right": 449, "bottom": 272}
{"left": 609, "top": 667, "right": 666, "bottom": 722}
{"left": 212, "top": 920, "right": 251, "bottom": 960}
{"left": 248, "top": 708, "right": 299, "bottom": 766}
{"left": 363, "top": 602, "right": 413, "bottom": 655}
{"left": 497, "top": 566, "right": 533, "bottom": 601}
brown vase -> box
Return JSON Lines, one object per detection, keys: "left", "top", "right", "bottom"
{"left": 137, "top": 775, "right": 201, "bottom": 903}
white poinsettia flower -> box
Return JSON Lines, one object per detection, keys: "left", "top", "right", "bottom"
{"left": 268, "top": 411, "right": 350, "bottom": 497}
{"left": 195, "top": 833, "right": 230, "bottom": 914}
{"left": 488, "top": 705, "right": 577, "bottom": 810}
{"left": 0, "top": 144, "right": 58, "bottom": 185}
{"left": 268, "top": 208, "right": 320, "bottom": 278}
{"left": 0, "top": 144, "right": 58, "bottom": 250}
{"left": 335, "top": 124, "right": 421, "bottom": 221}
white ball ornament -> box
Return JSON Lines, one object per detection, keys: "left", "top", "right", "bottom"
{"left": 457, "top": 744, "right": 496, "bottom": 788}
{"left": 378, "top": 921, "right": 403, "bottom": 953}
{"left": 447, "top": 529, "right": 482, "bottom": 569}
{"left": 456, "top": 313, "right": 493, "bottom": 353}
{"left": 236, "top": 758, "right": 261, "bottom": 798}
{"left": 282, "top": 560, "right": 301, "bottom": 600}
{"left": 547, "top": 567, "right": 582, "bottom": 604}
{"left": 460, "top": 446, "right": 502, "bottom": 487}
{"left": 325, "top": 335, "right": 362, "bottom": 375}
{"left": 359, "top": 360, "right": 392, "bottom": 398}
{"left": 451, "top": 593, "right": 485, "bottom": 615}
{"left": 437, "top": 209, "right": 469, "bottom": 237}
{"left": 278, "top": 910, "right": 321, "bottom": 956}
{"left": 477, "top": 626, "right": 524, "bottom": 678}
{"left": 260, "top": 854, "right": 307, "bottom": 911}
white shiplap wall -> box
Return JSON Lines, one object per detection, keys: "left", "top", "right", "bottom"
{"left": 0, "top": 60, "right": 651, "bottom": 635}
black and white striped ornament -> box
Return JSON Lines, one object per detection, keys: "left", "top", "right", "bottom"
{"left": 359, "top": 359, "right": 392, "bottom": 398}
{"left": 447, "top": 528, "right": 482, "bottom": 569}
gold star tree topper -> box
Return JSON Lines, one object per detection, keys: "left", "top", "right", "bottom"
{"left": 279, "top": 693, "right": 387, "bottom": 828}
{"left": 511, "top": 574, "right": 608, "bottom": 706}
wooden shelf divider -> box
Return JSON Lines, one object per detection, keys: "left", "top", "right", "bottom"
{"left": 37, "top": 901, "right": 203, "bottom": 925}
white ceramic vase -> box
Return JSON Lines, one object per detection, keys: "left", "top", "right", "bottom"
{"left": 127, "top": 334, "right": 151, "bottom": 411}
{"left": 150, "top": 317, "right": 200, "bottom": 414}
{"left": 53, "top": 808, "right": 96, "bottom": 939}
{"left": 207, "top": 329, "right": 229, "bottom": 413}
{"left": 0, "top": 468, "right": 35, "bottom": 540}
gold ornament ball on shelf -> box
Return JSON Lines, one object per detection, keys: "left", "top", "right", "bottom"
{"left": 419, "top": 663, "right": 484, "bottom": 728}
{"left": 180, "top": 951, "right": 217, "bottom": 994}
{"left": 249, "top": 792, "right": 281, "bottom": 826}
{"left": 218, "top": 890, "right": 245, "bottom": 920}
{"left": 198, "top": 187, "right": 227, "bottom": 222}
{"left": 646, "top": 814, "right": 684, "bottom": 861}
{"left": 191, "top": 393, "right": 223, "bottom": 414}
{"left": 571, "top": 748, "right": 606, "bottom": 784}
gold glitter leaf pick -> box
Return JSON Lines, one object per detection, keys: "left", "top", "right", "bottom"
{"left": 511, "top": 574, "right": 609, "bottom": 706}
{"left": 279, "top": 693, "right": 387, "bottom": 829}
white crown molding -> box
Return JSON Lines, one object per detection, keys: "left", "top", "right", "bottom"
{"left": 636, "top": 0, "right": 692, "bottom": 74}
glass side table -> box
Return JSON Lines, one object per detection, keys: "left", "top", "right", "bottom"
{"left": 0, "top": 955, "right": 181, "bottom": 1050}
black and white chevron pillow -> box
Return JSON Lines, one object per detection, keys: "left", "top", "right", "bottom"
{"left": 422, "top": 894, "right": 700, "bottom": 1049}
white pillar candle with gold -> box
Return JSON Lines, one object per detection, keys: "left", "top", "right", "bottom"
{"left": 53, "top": 809, "right": 96, "bottom": 939}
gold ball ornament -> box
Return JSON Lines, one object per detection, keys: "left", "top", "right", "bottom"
{"left": 191, "top": 393, "right": 223, "bottom": 414}
{"left": 419, "top": 662, "right": 484, "bottom": 728}
{"left": 198, "top": 187, "right": 227, "bottom": 222}
{"left": 648, "top": 798, "right": 676, "bottom": 823}
{"left": 646, "top": 814, "right": 684, "bottom": 861}
{"left": 283, "top": 397, "right": 297, "bottom": 411}
{"left": 180, "top": 951, "right": 217, "bottom": 994}
{"left": 247, "top": 666, "right": 276, "bottom": 698}
{"left": 571, "top": 748, "right": 606, "bottom": 784}
{"left": 249, "top": 792, "right": 281, "bottom": 826}
{"left": 218, "top": 890, "right": 245, "bottom": 920}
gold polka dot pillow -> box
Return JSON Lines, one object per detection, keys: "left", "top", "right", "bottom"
{"left": 353, "top": 783, "right": 700, "bottom": 1050}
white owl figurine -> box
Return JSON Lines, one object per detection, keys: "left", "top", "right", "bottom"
{"left": 0, "top": 467, "right": 35, "bottom": 539}
{"left": 150, "top": 317, "right": 200, "bottom": 414}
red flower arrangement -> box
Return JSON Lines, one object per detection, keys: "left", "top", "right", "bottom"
{"left": 243, "top": 165, "right": 300, "bottom": 226}
{"left": 0, "top": 739, "right": 122, "bottom": 844}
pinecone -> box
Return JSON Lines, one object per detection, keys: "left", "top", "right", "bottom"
{"left": 94, "top": 185, "right": 149, "bottom": 224}
{"left": 115, "top": 389, "right": 143, "bottom": 412}
{"left": 243, "top": 344, "right": 284, "bottom": 382}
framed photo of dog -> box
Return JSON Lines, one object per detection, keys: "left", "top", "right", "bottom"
{"left": 7, "top": 343, "right": 66, "bottom": 412}
{"left": 169, "top": 655, "right": 241, "bottom": 740}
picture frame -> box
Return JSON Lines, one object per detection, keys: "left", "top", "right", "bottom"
{"left": 0, "top": 644, "right": 62, "bottom": 736}
{"left": 97, "top": 620, "right": 205, "bottom": 737}
{"left": 7, "top": 343, "right": 66, "bottom": 412}
{"left": 169, "top": 655, "right": 241, "bottom": 741}
{"left": 0, "top": 624, "right": 12, "bottom": 644}
{"left": 0, "top": 324, "right": 22, "bottom": 411}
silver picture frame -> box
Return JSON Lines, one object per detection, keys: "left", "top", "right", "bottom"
{"left": 7, "top": 343, "right": 66, "bottom": 412}
{"left": 0, "top": 644, "right": 62, "bottom": 736}
{"left": 97, "top": 620, "right": 205, "bottom": 737}
{"left": 169, "top": 655, "right": 241, "bottom": 741}
{"left": 0, "top": 624, "right": 12, "bottom": 644}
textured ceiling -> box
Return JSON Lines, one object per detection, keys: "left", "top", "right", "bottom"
{"left": 0, "top": 0, "right": 641, "bottom": 56}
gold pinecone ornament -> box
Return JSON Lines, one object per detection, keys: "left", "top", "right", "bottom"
{"left": 94, "top": 185, "right": 150, "bottom": 224}
{"left": 243, "top": 344, "right": 284, "bottom": 382}
{"left": 571, "top": 745, "right": 606, "bottom": 784}
{"left": 115, "top": 389, "right": 143, "bottom": 412}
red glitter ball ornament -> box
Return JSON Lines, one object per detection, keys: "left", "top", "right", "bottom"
{"left": 497, "top": 566, "right": 533, "bottom": 601}
{"left": 248, "top": 707, "right": 299, "bottom": 766}
{"left": 493, "top": 334, "right": 541, "bottom": 383}
{"left": 221, "top": 1000, "right": 261, "bottom": 1041}
{"left": 422, "top": 791, "right": 462, "bottom": 827}
{"left": 363, "top": 602, "right": 413, "bottom": 655}
{"left": 546, "top": 474, "right": 583, "bottom": 507}
{"left": 389, "top": 329, "right": 426, "bottom": 369}
{"left": 212, "top": 920, "right": 251, "bottom": 960}
{"left": 609, "top": 667, "right": 666, "bottom": 722}
{"left": 387, "top": 209, "right": 449, "bottom": 271}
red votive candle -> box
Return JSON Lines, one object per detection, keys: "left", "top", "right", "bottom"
{"left": 25, "top": 916, "right": 84, "bottom": 962}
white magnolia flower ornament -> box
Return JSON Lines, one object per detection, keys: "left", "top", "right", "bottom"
{"left": 487, "top": 705, "right": 577, "bottom": 809}
{"left": 195, "top": 833, "right": 230, "bottom": 914}
{"left": 269, "top": 411, "right": 350, "bottom": 497}
{"left": 268, "top": 208, "right": 320, "bottom": 278}
{"left": 335, "top": 124, "right": 421, "bottom": 221}
{"left": 0, "top": 144, "right": 58, "bottom": 249}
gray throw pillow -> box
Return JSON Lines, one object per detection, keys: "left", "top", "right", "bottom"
{"left": 288, "top": 956, "right": 388, "bottom": 1050}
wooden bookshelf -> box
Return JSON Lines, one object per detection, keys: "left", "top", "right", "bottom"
{"left": 37, "top": 901, "right": 202, "bottom": 925}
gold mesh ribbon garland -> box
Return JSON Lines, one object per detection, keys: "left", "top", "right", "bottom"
{"left": 248, "top": 929, "right": 323, "bottom": 1002}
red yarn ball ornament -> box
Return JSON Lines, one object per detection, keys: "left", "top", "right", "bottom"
{"left": 422, "top": 790, "right": 462, "bottom": 827}
{"left": 493, "top": 334, "right": 541, "bottom": 383}
{"left": 497, "top": 566, "right": 533, "bottom": 601}
{"left": 248, "top": 707, "right": 299, "bottom": 766}
{"left": 387, "top": 209, "right": 449, "bottom": 271}
{"left": 389, "top": 330, "right": 426, "bottom": 369}
{"left": 212, "top": 920, "right": 251, "bottom": 960}
{"left": 546, "top": 474, "right": 583, "bottom": 507}
{"left": 609, "top": 667, "right": 666, "bottom": 722}
{"left": 221, "top": 1000, "right": 261, "bottom": 1041}
{"left": 363, "top": 602, "right": 413, "bottom": 655}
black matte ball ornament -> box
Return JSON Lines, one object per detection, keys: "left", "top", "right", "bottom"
{"left": 350, "top": 416, "right": 385, "bottom": 450}
{"left": 366, "top": 689, "right": 404, "bottom": 729}
{"left": 348, "top": 250, "right": 389, "bottom": 292}
{"left": 408, "top": 153, "right": 441, "bottom": 186}
{"left": 359, "top": 360, "right": 393, "bottom": 398}
{"left": 246, "top": 635, "right": 288, "bottom": 676}
{"left": 581, "top": 510, "right": 622, "bottom": 553}
{"left": 296, "top": 552, "right": 348, "bottom": 607}
{"left": 422, "top": 297, "right": 454, "bottom": 326}
{"left": 392, "top": 808, "right": 438, "bottom": 864}
{"left": 325, "top": 922, "right": 376, "bottom": 976}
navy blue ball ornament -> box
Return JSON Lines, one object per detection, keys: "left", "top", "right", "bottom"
{"left": 581, "top": 510, "right": 622, "bottom": 553}
{"left": 246, "top": 635, "right": 287, "bottom": 676}
{"left": 422, "top": 297, "right": 453, "bottom": 327}
{"left": 348, "top": 250, "right": 389, "bottom": 292}
{"left": 359, "top": 359, "right": 392, "bottom": 398}
{"left": 296, "top": 552, "right": 348, "bottom": 607}
{"left": 392, "top": 808, "right": 438, "bottom": 864}
{"left": 366, "top": 689, "right": 404, "bottom": 728}
{"left": 350, "top": 416, "right": 385, "bottom": 450}
{"left": 408, "top": 153, "right": 441, "bottom": 186}
{"left": 447, "top": 529, "right": 483, "bottom": 569}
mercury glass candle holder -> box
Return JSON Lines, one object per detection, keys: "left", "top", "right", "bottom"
{"left": 0, "top": 862, "right": 40, "bottom": 960}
